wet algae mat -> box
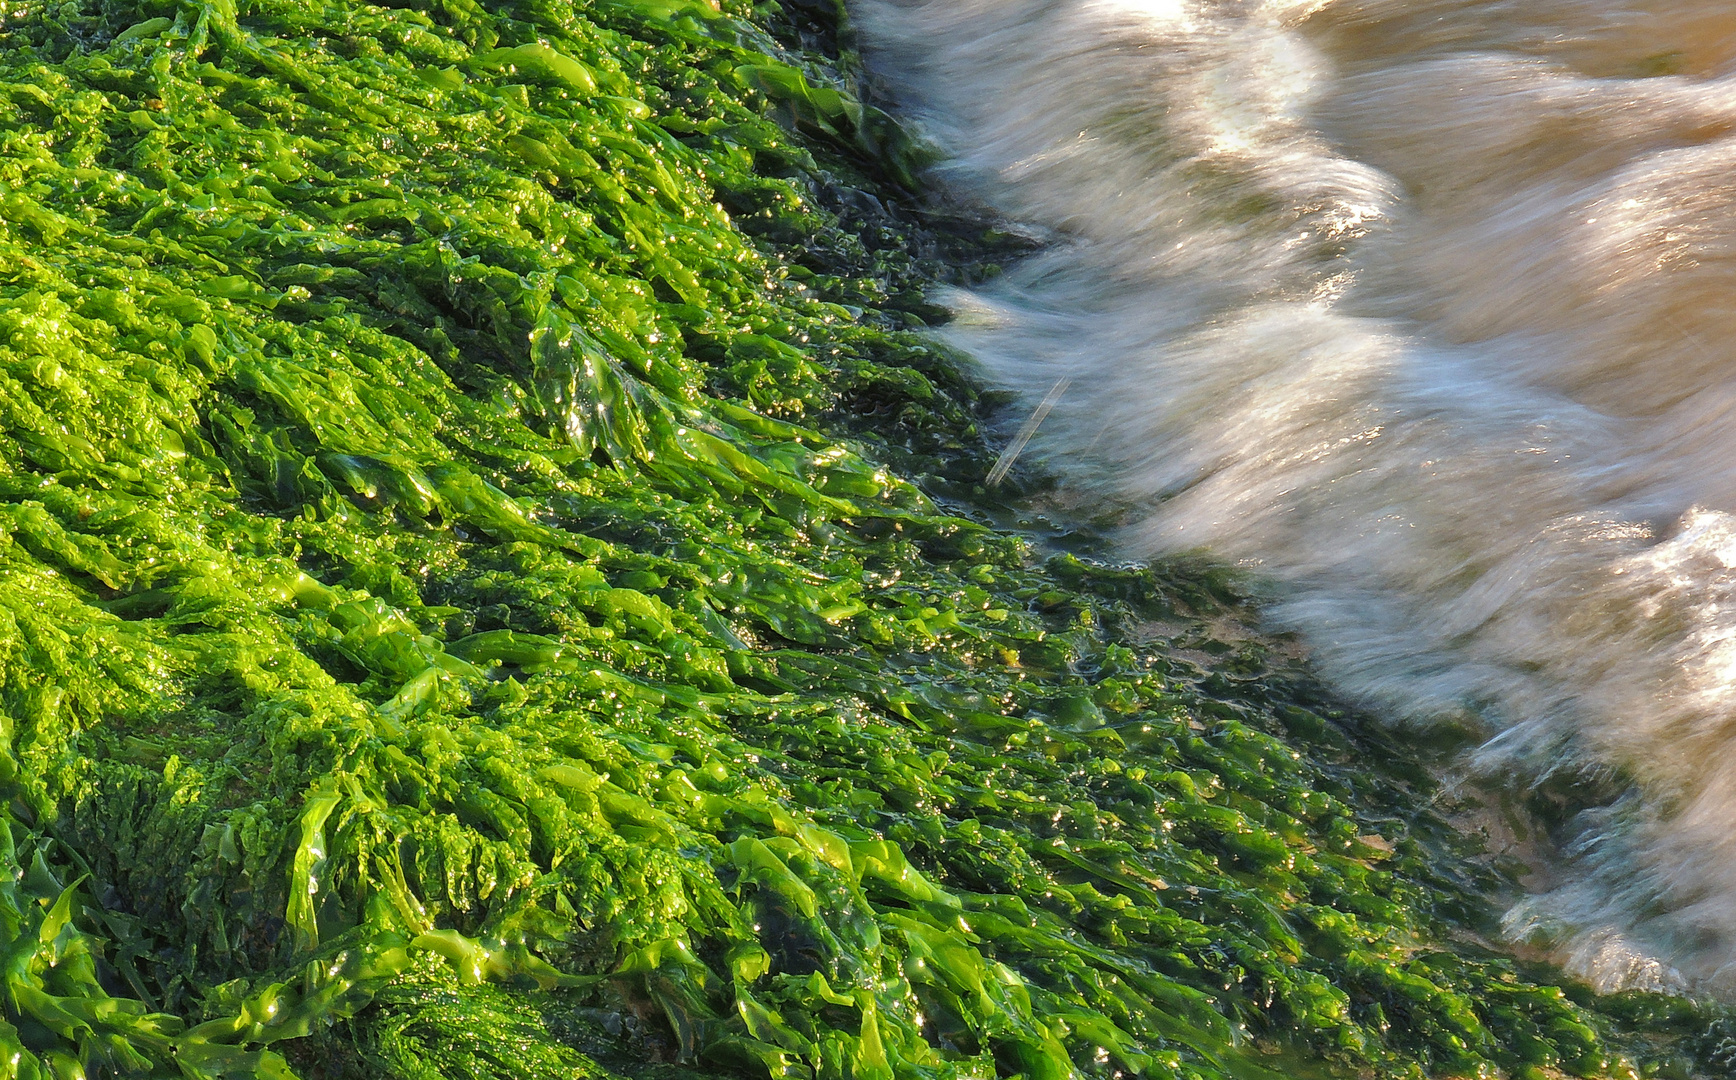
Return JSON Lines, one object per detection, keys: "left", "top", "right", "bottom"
{"left": 0, "top": 0, "right": 1728, "bottom": 1076}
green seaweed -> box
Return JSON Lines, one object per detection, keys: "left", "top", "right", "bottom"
{"left": 0, "top": 0, "right": 1722, "bottom": 1078}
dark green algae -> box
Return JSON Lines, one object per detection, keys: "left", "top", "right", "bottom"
{"left": 0, "top": 0, "right": 1725, "bottom": 1078}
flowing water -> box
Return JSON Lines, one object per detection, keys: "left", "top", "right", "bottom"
{"left": 852, "top": 0, "right": 1736, "bottom": 994}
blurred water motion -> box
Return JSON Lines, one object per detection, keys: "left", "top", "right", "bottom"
{"left": 855, "top": 0, "right": 1736, "bottom": 992}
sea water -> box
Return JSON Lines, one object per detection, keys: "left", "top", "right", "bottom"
{"left": 851, "top": 0, "right": 1736, "bottom": 993}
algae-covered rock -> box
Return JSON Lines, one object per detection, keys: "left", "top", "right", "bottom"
{"left": 0, "top": 0, "right": 1725, "bottom": 1077}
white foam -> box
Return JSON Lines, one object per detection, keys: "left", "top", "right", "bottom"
{"left": 853, "top": 0, "right": 1736, "bottom": 987}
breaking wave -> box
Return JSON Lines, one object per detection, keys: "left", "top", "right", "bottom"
{"left": 853, "top": 0, "right": 1736, "bottom": 992}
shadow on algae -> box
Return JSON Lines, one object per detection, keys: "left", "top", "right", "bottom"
{"left": 0, "top": 0, "right": 1723, "bottom": 1076}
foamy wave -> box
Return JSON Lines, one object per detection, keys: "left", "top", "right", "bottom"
{"left": 854, "top": 0, "right": 1736, "bottom": 987}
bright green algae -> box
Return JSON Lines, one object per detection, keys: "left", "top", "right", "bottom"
{"left": 0, "top": 0, "right": 1726, "bottom": 1078}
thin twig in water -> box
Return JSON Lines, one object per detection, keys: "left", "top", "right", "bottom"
{"left": 1671, "top": 317, "right": 1721, "bottom": 366}
{"left": 987, "top": 377, "right": 1071, "bottom": 487}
